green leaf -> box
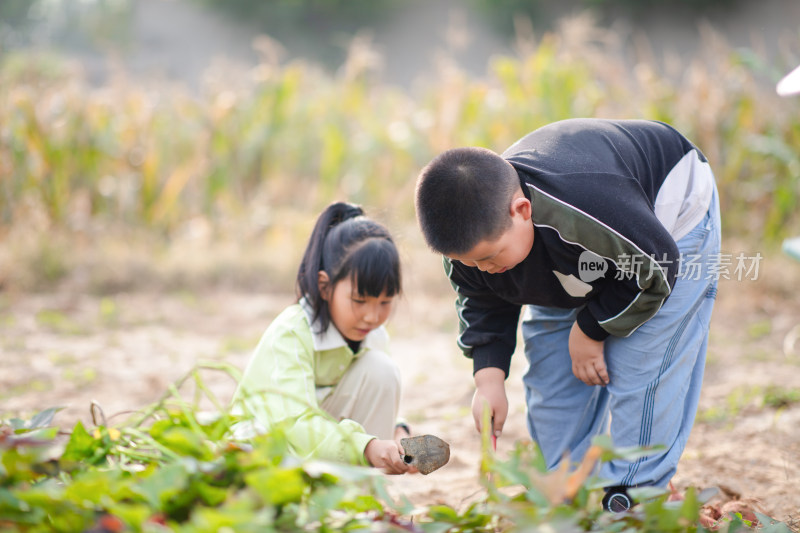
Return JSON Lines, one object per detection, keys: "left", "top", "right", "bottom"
{"left": 6, "top": 408, "right": 62, "bottom": 433}
{"left": 19, "top": 427, "right": 59, "bottom": 442}
{"left": 302, "top": 460, "right": 375, "bottom": 483}
{"left": 245, "top": 467, "right": 306, "bottom": 506}
{"left": 7, "top": 418, "right": 27, "bottom": 431}
{"left": 197, "top": 482, "right": 228, "bottom": 507}
{"left": 591, "top": 434, "right": 666, "bottom": 463}
{"left": 28, "top": 407, "right": 63, "bottom": 430}
{"left": 133, "top": 462, "right": 189, "bottom": 509}
{"left": 306, "top": 484, "right": 348, "bottom": 522}
{"left": 105, "top": 502, "right": 152, "bottom": 530}
{"left": 427, "top": 504, "right": 459, "bottom": 521}
{"left": 679, "top": 486, "right": 700, "bottom": 524}
{"left": 154, "top": 426, "right": 212, "bottom": 460}
{"left": 628, "top": 485, "right": 669, "bottom": 503}
{"left": 1, "top": 439, "right": 58, "bottom": 484}
{"left": 14, "top": 477, "right": 63, "bottom": 507}
{"left": 246, "top": 429, "right": 291, "bottom": 466}
{"left": 61, "top": 421, "right": 97, "bottom": 463}
{"left": 371, "top": 474, "right": 414, "bottom": 515}
{"left": 418, "top": 523, "right": 454, "bottom": 533}
{"left": 755, "top": 513, "right": 794, "bottom": 532}
{"left": 0, "top": 487, "right": 34, "bottom": 523}
{"left": 490, "top": 459, "right": 533, "bottom": 487}
{"left": 727, "top": 515, "right": 754, "bottom": 532}
{"left": 148, "top": 418, "right": 175, "bottom": 441}
{"left": 64, "top": 469, "right": 117, "bottom": 507}
{"left": 189, "top": 504, "right": 274, "bottom": 531}
{"left": 338, "top": 493, "right": 382, "bottom": 514}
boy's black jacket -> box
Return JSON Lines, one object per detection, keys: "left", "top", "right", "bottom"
{"left": 446, "top": 118, "right": 711, "bottom": 376}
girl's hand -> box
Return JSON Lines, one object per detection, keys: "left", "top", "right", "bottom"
{"left": 472, "top": 367, "right": 507, "bottom": 439}
{"left": 568, "top": 322, "right": 609, "bottom": 386}
{"left": 364, "top": 439, "right": 416, "bottom": 474}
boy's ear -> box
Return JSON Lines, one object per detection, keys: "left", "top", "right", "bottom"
{"left": 510, "top": 195, "right": 532, "bottom": 221}
{"left": 317, "top": 271, "right": 331, "bottom": 300}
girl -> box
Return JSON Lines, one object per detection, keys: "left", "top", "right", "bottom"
{"left": 232, "top": 202, "right": 414, "bottom": 474}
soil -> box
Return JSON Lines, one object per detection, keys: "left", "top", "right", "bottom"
{"left": 2, "top": 241, "right": 799, "bottom": 527}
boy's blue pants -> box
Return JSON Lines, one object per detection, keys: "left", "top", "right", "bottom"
{"left": 521, "top": 189, "right": 721, "bottom": 488}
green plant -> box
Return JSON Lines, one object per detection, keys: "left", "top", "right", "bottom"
{"left": 2, "top": 362, "right": 792, "bottom": 532}
{"left": 762, "top": 386, "right": 800, "bottom": 409}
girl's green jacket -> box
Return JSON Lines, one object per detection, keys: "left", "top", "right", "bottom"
{"left": 232, "top": 300, "right": 390, "bottom": 463}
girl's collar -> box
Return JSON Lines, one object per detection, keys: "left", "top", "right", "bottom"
{"left": 299, "top": 298, "right": 385, "bottom": 352}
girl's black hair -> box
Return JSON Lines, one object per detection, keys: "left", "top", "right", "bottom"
{"left": 296, "top": 202, "right": 402, "bottom": 333}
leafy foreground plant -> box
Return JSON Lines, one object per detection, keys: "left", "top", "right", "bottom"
{"left": 470, "top": 428, "right": 793, "bottom": 533}
{"left": 0, "top": 364, "right": 793, "bottom": 532}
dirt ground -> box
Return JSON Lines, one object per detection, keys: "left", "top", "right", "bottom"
{"left": 2, "top": 241, "right": 799, "bottom": 527}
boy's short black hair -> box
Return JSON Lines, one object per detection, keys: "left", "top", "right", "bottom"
{"left": 414, "top": 146, "right": 519, "bottom": 255}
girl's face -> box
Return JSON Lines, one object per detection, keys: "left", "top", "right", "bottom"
{"left": 319, "top": 274, "right": 395, "bottom": 342}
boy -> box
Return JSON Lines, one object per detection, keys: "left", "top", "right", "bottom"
{"left": 414, "top": 118, "right": 720, "bottom": 511}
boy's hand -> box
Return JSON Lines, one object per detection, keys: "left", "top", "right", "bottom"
{"left": 472, "top": 367, "right": 507, "bottom": 438}
{"left": 568, "top": 322, "right": 609, "bottom": 386}
{"left": 364, "top": 439, "right": 416, "bottom": 475}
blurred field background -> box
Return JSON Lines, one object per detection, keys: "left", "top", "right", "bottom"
{"left": 1, "top": 0, "right": 799, "bottom": 294}
{"left": 3, "top": 0, "right": 800, "bottom": 522}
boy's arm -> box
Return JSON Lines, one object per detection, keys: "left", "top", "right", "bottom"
{"left": 445, "top": 257, "right": 522, "bottom": 377}
{"left": 445, "top": 258, "right": 517, "bottom": 437}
